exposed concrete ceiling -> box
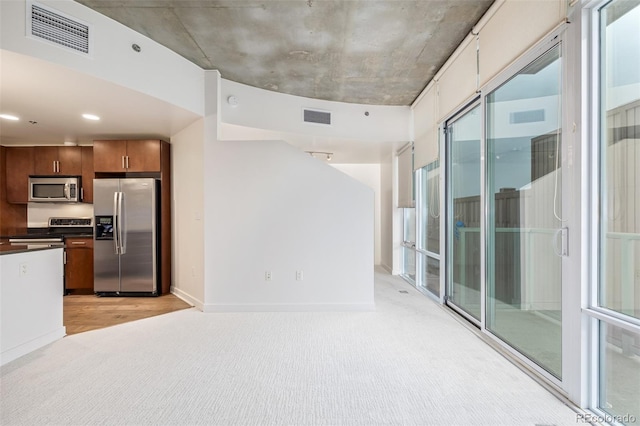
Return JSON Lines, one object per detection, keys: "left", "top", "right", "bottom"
{"left": 76, "top": 0, "right": 494, "bottom": 106}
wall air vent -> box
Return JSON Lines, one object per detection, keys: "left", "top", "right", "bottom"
{"left": 30, "top": 3, "right": 90, "bottom": 54}
{"left": 303, "top": 109, "right": 331, "bottom": 125}
{"left": 510, "top": 109, "right": 545, "bottom": 124}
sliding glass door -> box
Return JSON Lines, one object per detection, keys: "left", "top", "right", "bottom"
{"left": 401, "top": 207, "right": 416, "bottom": 284}
{"left": 595, "top": 1, "right": 640, "bottom": 420}
{"left": 446, "top": 103, "right": 482, "bottom": 322}
{"left": 486, "top": 44, "right": 563, "bottom": 379}
{"left": 418, "top": 162, "right": 441, "bottom": 297}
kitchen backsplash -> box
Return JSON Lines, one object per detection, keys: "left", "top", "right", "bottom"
{"left": 28, "top": 203, "right": 94, "bottom": 227}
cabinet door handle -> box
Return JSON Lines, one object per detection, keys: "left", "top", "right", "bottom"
{"left": 81, "top": 187, "right": 84, "bottom": 201}
{"left": 71, "top": 241, "right": 86, "bottom": 245}
{"left": 126, "top": 156, "right": 129, "bottom": 169}
{"left": 63, "top": 251, "right": 67, "bottom": 264}
{"left": 53, "top": 160, "right": 56, "bottom": 173}
{"left": 122, "top": 156, "right": 125, "bottom": 169}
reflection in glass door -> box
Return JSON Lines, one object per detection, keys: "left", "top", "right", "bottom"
{"left": 486, "top": 44, "right": 563, "bottom": 379}
{"left": 446, "top": 104, "right": 482, "bottom": 322}
{"left": 596, "top": 1, "right": 640, "bottom": 420}
{"left": 418, "top": 162, "right": 441, "bottom": 297}
{"left": 402, "top": 207, "right": 416, "bottom": 283}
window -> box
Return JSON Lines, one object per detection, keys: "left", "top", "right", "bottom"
{"left": 418, "top": 161, "right": 441, "bottom": 296}
{"left": 402, "top": 207, "right": 417, "bottom": 283}
{"left": 596, "top": 1, "right": 640, "bottom": 421}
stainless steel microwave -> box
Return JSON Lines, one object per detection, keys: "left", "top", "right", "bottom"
{"left": 29, "top": 176, "right": 80, "bottom": 202}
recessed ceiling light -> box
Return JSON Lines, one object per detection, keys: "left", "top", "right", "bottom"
{"left": 0, "top": 114, "right": 19, "bottom": 121}
{"left": 82, "top": 113, "right": 100, "bottom": 121}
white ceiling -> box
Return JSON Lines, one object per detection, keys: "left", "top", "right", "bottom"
{"left": 0, "top": 50, "right": 200, "bottom": 146}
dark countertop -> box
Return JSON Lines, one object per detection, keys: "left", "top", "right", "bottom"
{"left": 7, "top": 230, "right": 93, "bottom": 239}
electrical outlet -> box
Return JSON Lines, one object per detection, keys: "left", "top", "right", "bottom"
{"left": 19, "top": 262, "right": 28, "bottom": 276}
{"left": 296, "top": 270, "right": 303, "bottom": 281}
{"left": 265, "top": 271, "right": 272, "bottom": 281}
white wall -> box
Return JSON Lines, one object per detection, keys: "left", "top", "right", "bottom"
{"left": 203, "top": 139, "right": 374, "bottom": 311}
{"left": 170, "top": 118, "right": 205, "bottom": 308}
{"left": 1, "top": 247, "right": 65, "bottom": 365}
{"left": 331, "top": 164, "right": 381, "bottom": 265}
{"left": 380, "top": 158, "right": 393, "bottom": 272}
{"left": 220, "top": 79, "right": 410, "bottom": 143}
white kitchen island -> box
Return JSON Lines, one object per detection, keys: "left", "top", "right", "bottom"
{"left": 0, "top": 245, "right": 66, "bottom": 366}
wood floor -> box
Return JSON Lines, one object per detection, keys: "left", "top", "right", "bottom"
{"left": 63, "top": 293, "right": 192, "bottom": 335}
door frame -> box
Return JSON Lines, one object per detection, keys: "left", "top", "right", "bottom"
{"left": 443, "top": 98, "right": 483, "bottom": 327}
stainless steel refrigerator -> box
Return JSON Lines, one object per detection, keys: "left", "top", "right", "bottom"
{"left": 93, "top": 178, "right": 159, "bottom": 295}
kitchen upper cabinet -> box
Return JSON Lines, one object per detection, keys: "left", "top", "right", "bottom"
{"left": 34, "top": 146, "right": 81, "bottom": 175}
{"left": 81, "top": 146, "right": 93, "bottom": 203}
{"left": 5, "top": 147, "right": 34, "bottom": 204}
{"left": 93, "top": 140, "right": 161, "bottom": 173}
{"left": 125, "top": 140, "right": 161, "bottom": 172}
{"left": 64, "top": 237, "right": 94, "bottom": 293}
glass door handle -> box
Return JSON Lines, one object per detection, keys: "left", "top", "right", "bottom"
{"left": 552, "top": 228, "right": 568, "bottom": 257}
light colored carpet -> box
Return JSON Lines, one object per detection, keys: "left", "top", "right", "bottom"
{"left": 1, "top": 271, "right": 579, "bottom": 425}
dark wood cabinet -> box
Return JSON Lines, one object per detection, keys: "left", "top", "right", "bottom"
{"left": 93, "top": 140, "right": 160, "bottom": 172}
{"left": 65, "top": 237, "right": 94, "bottom": 292}
{"left": 33, "top": 146, "right": 81, "bottom": 175}
{"left": 5, "top": 147, "right": 34, "bottom": 204}
{"left": 33, "top": 147, "right": 58, "bottom": 175}
{"left": 93, "top": 140, "right": 126, "bottom": 172}
{"left": 0, "top": 146, "right": 28, "bottom": 233}
{"left": 81, "top": 146, "right": 94, "bottom": 203}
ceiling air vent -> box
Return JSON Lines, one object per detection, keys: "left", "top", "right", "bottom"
{"left": 510, "top": 109, "right": 545, "bottom": 124}
{"left": 30, "top": 3, "right": 90, "bottom": 54}
{"left": 303, "top": 109, "right": 331, "bottom": 125}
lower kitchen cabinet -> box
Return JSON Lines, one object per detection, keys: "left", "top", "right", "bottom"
{"left": 65, "top": 237, "right": 94, "bottom": 293}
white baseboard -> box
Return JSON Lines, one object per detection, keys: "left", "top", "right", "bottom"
{"left": 1, "top": 327, "right": 66, "bottom": 366}
{"left": 202, "top": 302, "right": 376, "bottom": 313}
{"left": 379, "top": 264, "right": 392, "bottom": 273}
{"left": 170, "top": 287, "right": 204, "bottom": 311}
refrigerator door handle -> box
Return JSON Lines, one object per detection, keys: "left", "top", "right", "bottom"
{"left": 118, "top": 191, "right": 126, "bottom": 254}
{"left": 113, "top": 192, "right": 120, "bottom": 254}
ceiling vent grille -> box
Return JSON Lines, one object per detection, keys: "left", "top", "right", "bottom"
{"left": 510, "top": 109, "right": 545, "bottom": 124}
{"left": 303, "top": 109, "right": 331, "bottom": 125}
{"left": 30, "top": 3, "right": 90, "bottom": 54}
